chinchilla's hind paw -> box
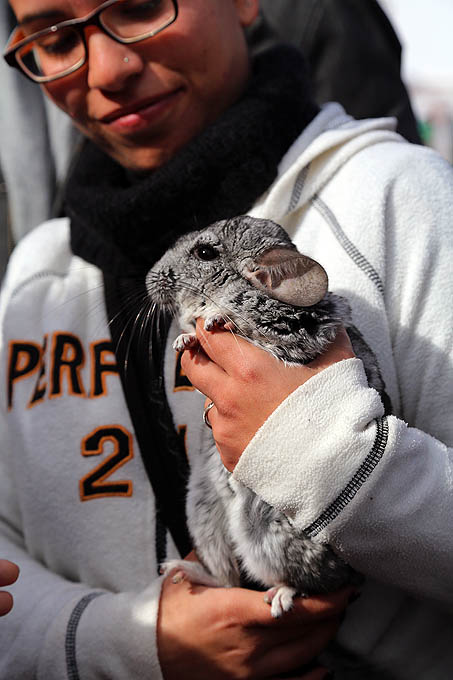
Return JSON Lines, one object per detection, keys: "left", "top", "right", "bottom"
{"left": 173, "top": 333, "right": 199, "bottom": 352}
{"left": 159, "top": 559, "right": 223, "bottom": 587}
{"left": 264, "top": 584, "right": 301, "bottom": 618}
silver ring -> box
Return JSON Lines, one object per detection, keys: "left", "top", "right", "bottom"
{"left": 203, "top": 401, "right": 215, "bottom": 429}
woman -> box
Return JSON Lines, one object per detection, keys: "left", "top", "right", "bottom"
{"left": 1, "top": 1, "right": 452, "bottom": 678}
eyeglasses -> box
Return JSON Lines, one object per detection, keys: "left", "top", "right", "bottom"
{"left": 3, "top": 0, "right": 178, "bottom": 83}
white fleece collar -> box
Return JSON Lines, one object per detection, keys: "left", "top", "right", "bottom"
{"left": 251, "top": 103, "right": 404, "bottom": 222}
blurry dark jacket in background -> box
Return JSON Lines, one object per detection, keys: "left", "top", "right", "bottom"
{"left": 248, "top": 0, "right": 421, "bottom": 144}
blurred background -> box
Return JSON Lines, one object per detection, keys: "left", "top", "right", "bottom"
{"left": 382, "top": 0, "right": 453, "bottom": 162}
{"left": 1, "top": 0, "right": 452, "bottom": 278}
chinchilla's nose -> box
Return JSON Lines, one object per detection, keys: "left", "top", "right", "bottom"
{"left": 145, "top": 267, "right": 178, "bottom": 306}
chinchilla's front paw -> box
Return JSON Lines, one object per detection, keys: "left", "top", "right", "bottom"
{"left": 264, "top": 584, "right": 300, "bottom": 618}
{"left": 204, "top": 315, "right": 238, "bottom": 333}
{"left": 173, "top": 333, "right": 199, "bottom": 352}
{"left": 159, "top": 559, "right": 223, "bottom": 587}
{"left": 204, "top": 315, "right": 228, "bottom": 331}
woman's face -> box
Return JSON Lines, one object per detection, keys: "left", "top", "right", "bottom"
{"left": 9, "top": 0, "right": 259, "bottom": 171}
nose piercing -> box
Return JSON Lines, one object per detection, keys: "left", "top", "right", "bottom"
{"left": 123, "top": 56, "right": 130, "bottom": 63}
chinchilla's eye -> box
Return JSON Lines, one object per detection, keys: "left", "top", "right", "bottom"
{"left": 193, "top": 244, "right": 220, "bottom": 261}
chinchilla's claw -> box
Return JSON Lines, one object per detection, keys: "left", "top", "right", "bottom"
{"left": 264, "top": 585, "right": 299, "bottom": 618}
{"left": 159, "top": 559, "right": 223, "bottom": 588}
{"left": 204, "top": 315, "right": 227, "bottom": 331}
{"left": 173, "top": 333, "right": 199, "bottom": 352}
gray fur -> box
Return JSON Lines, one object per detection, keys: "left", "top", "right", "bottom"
{"left": 146, "top": 215, "right": 387, "bottom": 616}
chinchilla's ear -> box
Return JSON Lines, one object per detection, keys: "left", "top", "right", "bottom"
{"left": 244, "top": 248, "right": 328, "bottom": 307}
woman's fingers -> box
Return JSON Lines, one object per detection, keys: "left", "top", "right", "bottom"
{"left": 181, "top": 320, "right": 356, "bottom": 470}
{"left": 180, "top": 333, "right": 228, "bottom": 402}
{"left": 193, "top": 317, "right": 281, "bottom": 379}
{"left": 247, "top": 586, "right": 356, "bottom": 631}
{"left": 0, "top": 559, "right": 19, "bottom": 587}
{"left": 158, "top": 573, "right": 352, "bottom": 680}
{"left": 190, "top": 320, "right": 354, "bottom": 379}
{"left": 0, "top": 591, "right": 14, "bottom": 617}
{"left": 0, "top": 560, "right": 19, "bottom": 617}
{"left": 257, "top": 618, "right": 339, "bottom": 676}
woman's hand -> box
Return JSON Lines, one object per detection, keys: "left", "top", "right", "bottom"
{"left": 0, "top": 559, "right": 19, "bottom": 616}
{"left": 157, "top": 561, "right": 355, "bottom": 679}
{"left": 181, "top": 320, "right": 354, "bottom": 471}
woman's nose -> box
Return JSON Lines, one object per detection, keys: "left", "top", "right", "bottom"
{"left": 86, "top": 30, "right": 143, "bottom": 91}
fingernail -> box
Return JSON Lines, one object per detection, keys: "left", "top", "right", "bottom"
{"left": 171, "top": 571, "right": 185, "bottom": 584}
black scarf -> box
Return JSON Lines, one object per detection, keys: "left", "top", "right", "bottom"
{"left": 66, "top": 45, "right": 318, "bottom": 276}
{"left": 65, "top": 45, "right": 318, "bottom": 562}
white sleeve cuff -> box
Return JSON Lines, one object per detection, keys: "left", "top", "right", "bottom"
{"left": 233, "top": 358, "right": 386, "bottom": 530}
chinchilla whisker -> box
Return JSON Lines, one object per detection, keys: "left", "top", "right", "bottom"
{"left": 149, "top": 304, "right": 169, "bottom": 361}
{"left": 183, "top": 276, "right": 274, "bottom": 343}
{"left": 174, "top": 280, "right": 261, "bottom": 338}
{"left": 107, "top": 290, "right": 149, "bottom": 331}
{"left": 147, "top": 301, "right": 158, "bottom": 329}
{"left": 148, "top": 273, "right": 253, "bottom": 337}
{"left": 111, "top": 299, "right": 147, "bottom": 373}
{"left": 49, "top": 283, "right": 105, "bottom": 313}
{"left": 157, "top": 306, "right": 163, "bottom": 343}
{"left": 138, "top": 301, "right": 163, "bottom": 375}
{"left": 50, "top": 282, "right": 147, "bottom": 341}
{"left": 142, "top": 299, "right": 159, "bottom": 348}
{"left": 122, "top": 304, "right": 152, "bottom": 376}
{"left": 135, "top": 299, "right": 152, "bottom": 352}
{"left": 47, "top": 283, "right": 108, "bottom": 331}
{"left": 224, "top": 325, "right": 249, "bottom": 360}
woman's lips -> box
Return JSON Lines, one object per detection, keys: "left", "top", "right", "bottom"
{"left": 99, "top": 88, "right": 184, "bottom": 131}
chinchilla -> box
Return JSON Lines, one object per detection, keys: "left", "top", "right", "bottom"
{"left": 145, "top": 214, "right": 389, "bottom": 616}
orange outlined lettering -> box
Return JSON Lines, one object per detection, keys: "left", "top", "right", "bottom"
{"left": 80, "top": 425, "right": 134, "bottom": 501}
{"left": 50, "top": 333, "right": 86, "bottom": 398}
{"left": 28, "top": 335, "right": 48, "bottom": 409}
{"left": 90, "top": 340, "right": 119, "bottom": 398}
{"left": 8, "top": 340, "right": 42, "bottom": 409}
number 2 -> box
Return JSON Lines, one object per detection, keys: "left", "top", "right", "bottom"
{"left": 80, "top": 425, "right": 133, "bottom": 501}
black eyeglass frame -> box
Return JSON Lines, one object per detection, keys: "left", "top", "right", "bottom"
{"left": 3, "top": 0, "right": 179, "bottom": 83}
